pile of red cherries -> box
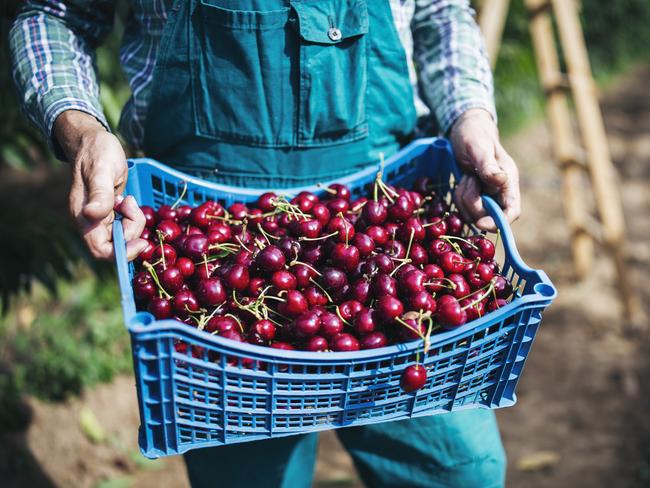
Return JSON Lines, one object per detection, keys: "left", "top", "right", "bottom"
{"left": 132, "top": 174, "right": 513, "bottom": 392}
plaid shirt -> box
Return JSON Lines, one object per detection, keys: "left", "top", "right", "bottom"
{"left": 10, "top": 0, "right": 495, "bottom": 152}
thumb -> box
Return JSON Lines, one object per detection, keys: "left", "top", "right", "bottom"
{"left": 472, "top": 148, "right": 508, "bottom": 189}
{"left": 83, "top": 166, "right": 116, "bottom": 220}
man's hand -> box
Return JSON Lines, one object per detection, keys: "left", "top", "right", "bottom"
{"left": 54, "top": 110, "right": 147, "bottom": 261}
{"left": 450, "top": 108, "right": 521, "bottom": 232}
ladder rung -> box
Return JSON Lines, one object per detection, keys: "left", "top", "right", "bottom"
{"left": 526, "top": 0, "right": 551, "bottom": 19}
{"left": 543, "top": 74, "right": 571, "bottom": 96}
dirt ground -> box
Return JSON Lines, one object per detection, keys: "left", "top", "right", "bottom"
{"left": 2, "top": 63, "right": 649, "bottom": 488}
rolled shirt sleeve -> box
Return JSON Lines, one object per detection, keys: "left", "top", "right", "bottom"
{"left": 9, "top": 0, "right": 115, "bottom": 158}
{"left": 412, "top": 0, "right": 497, "bottom": 133}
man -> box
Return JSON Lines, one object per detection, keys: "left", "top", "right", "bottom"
{"left": 10, "top": 1, "right": 519, "bottom": 486}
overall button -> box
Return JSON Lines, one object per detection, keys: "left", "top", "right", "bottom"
{"left": 327, "top": 27, "right": 342, "bottom": 41}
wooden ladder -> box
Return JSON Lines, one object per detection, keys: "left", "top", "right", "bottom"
{"left": 476, "top": 0, "right": 639, "bottom": 320}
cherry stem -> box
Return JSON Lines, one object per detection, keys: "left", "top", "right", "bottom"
{"left": 335, "top": 306, "right": 352, "bottom": 326}
{"left": 442, "top": 235, "right": 478, "bottom": 249}
{"left": 156, "top": 231, "right": 167, "bottom": 269}
{"left": 235, "top": 236, "right": 254, "bottom": 254}
{"left": 257, "top": 223, "right": 279, "bottom": 243}
{"left": 289, "top": 260, "right": 322, "bottom": 277}
{"left": 316, "top": 183, "right": 337, "bottom": 195}
{"left": 225, "top": 313, "right": 245, "bottom": 333}
{"left": 143, "top": 262, "right": 171, "bottom": 299}
{"left": 298, "top": 230, "right": 339, "bottom": 242}
{"left": 170, "top": 181, "right": 188, "bottom": 209}
{"left": 459, "top": 279, "right": 497, "bottom": 307}
{"left": 395, "top": 316, "right": 426, "bottom": 341}
{"left": 207, "top": 214, "right": 243, "bottom": 225}
{"left": 308, "top": 277, "right": 333, "bottom": 303}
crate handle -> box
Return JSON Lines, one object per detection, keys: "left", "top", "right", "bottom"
{"left": 113, "top": 218, "right": 138, "bottom": 323}
{"left": 482, "top": 195, "right": 537, "bottom": 276}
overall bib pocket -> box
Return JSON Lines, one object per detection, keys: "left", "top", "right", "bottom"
{"left": 292, "top": 0, "right": 369, "bottom": 146}
{"left": 190, "top": 0, "right": 369, "bottom": 149}
{"left": 191, "top": 0, "right": 294, "bottom": 147}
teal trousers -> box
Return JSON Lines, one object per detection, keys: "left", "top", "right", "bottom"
{"left": 184, "top": 409, "right": 506, "bottom": 487}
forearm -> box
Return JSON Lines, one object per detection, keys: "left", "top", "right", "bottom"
{"left": 9, "top": 0, "right": 113, "bottom": 159}
{"left": 53, "top": 110, "right": 109, "bottom": 163}
{"left": 413, "top": 0, "right": 496, "bottom": 133}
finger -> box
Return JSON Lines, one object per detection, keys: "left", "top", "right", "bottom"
{"left": 475, "top": 215, "right": 498, "bottom": 233}
{"left": 469, "top": 144, "right": 508, "bottom": 191}
{"left": 83, "top": 221, "right": 115, "bottom": 260}
{"left": 461, "top": 176, "right": 489, "bottom": 222}
{"left": 126, "top": 238, "right": 149, "bottom": 262}
{"left": 119, "top": 195, "right": 146, "bottom": 242}
{"left": 69, "top": 171, "right": 85, "bottom": 222}
{"left": 82, "top": 163, "right": 116, "bottom": 221}
{"left": 495, "top": 150, "right": 521, "bottom": 224}
{"left": 453, "top": 176, "right": 471, "bottom": 223}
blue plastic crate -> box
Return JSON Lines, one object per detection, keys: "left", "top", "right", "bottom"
{"left": 113, "top": 137, "right": 556, "bottom": 458}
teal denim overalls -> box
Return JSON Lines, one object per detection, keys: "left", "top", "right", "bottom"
{"left": 142, "top": 0, "right": 506, "bottom": 485}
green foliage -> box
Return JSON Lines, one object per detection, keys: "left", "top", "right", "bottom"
{"left": 492, "top": 0, "right": 650, "bottom": 133}
{"left": 0, "top": 274, "right": 131, "bottom": 413}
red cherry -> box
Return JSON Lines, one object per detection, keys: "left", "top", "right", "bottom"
{"left": 305, "top": 335, "right": 329, "bottom": 352}
{"left": 460, "top": 298, "right": 485, "bottom": 321}
{"left": 330, "top": 333, "right": 360, "bottom": 352}
{"left": 160, "top": 267, "right": 184, "bottom": 293}
{"left": 352, "top": 233, "right": 375, "bottom": 257}
{"left": 206, "top": 316, "right": 239, "bottom": 334}
{"left": 487, "top": 298, "right": 508, "bottom": 312}
{"left": 319, "top": 312, "right": 344, "bottom": 338}
{"left": 152, "top": 243, "right": 177, "bottom": 265}
{"left": 294, "top": 311, "right": 321, "bottom": 338}
{"left": 445, "top": 213, "right": 463, "bottom": 235}
{"left": 360, "top": 331, "right": 388, "bottom": 350}
{"left": 373, "top": 273, "right": 398, "bottom": 297}
{"left": 196, "top": 278, "right": 226, "bottom": 306}
{"left": 425, "top": 218, "right": 447, "bottom": 239}
{"left": 328, "top": 183, "right": 351, "bottom": 201}
{"left": 157, "top": 220, "right": 182, "bottom": 242}
{"left": 338, "top": 300, "right": 364, "bottom": 321}
{"left": 439, "top": 251, "right": 470, "bottom": 274}
{"left": 251, "top": 319, "right": 276, "bottom": 341}
{"left": 437, "top": 297, "right": 467, "bottom": 328}
{"left": 363, "top": 200, "right": 388, "bottom": 225}
{"left": 148, "top": 297, "right": 172, "bottom": 319}
{"left": 388, "top": 195, "right": 414, "bottom": 221}
{"left": 272, "top": 270, "right": 297, "bottom": 290}
{"left": 257, "top": 245, "right": 286, "bottom": 272}
{"left": 492, "top": 275, "right": 513, "bottom": 299}
{"left": 284, "top": 290, "right": 308, "bottom": 316}
{"left": 176, "top": 257, "right": 195, "bottom": 277}
{"left": 376, "top": 295, "right": 404, "bottom": 321}
{"left": 304, "top": 285, "right": 328, "bottom": 306}
{"left": 350, "top": 278, "right": 371, "bottom": 305}
{"left": 354, "top": 309, "right": 377, "bottom": 335}
{"left": 183, "top": 234, "right": 208, "bottom": 260}
{"left": 331, "top": 243, "right": 360, "bottom": 271}
{"left": 366, "top": 225, "right": 389, "bottom": 246}
{"left": 172, "top": 290, "right": 200, "bottom": 315}
{"left": 401, "top": 364, "right": 427, "bottom": 392}
{"left": 257, "top": 192, "right": 277, "bottom": 212}
{"left": 409, "top": 291, "right": 437, "bottom": 313}
{"left": 157, "top": 204, "right": 177, "bottom": 222}
{"left": 141, "top": 206, "right": 157, "bottom": 228}
{"left": 399, "top": 269, "right": 426, "bottom": 295}
{"left": 224, "top": 264, "right": 250, "bottom": 291}
{"left": 397, "top": 217, "right": 425, "bottom": 242}
{"left": 311, "top": 203, "right": 331, "bottom": 226}
{"left": 326, "top": 198, "right": 349, "bottom": 214}
{"left": 293, "top": 263, "right": 317, "bottom": 288}
{"left": 327, "top": 216, "right": 355, "bottom": 243}
{"left": 295, "top": 219, "right": 322, "bottom": 239}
